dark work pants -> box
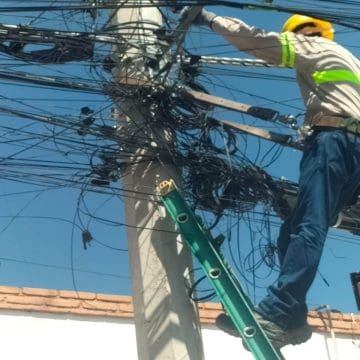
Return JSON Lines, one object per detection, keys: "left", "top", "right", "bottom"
{"left": 257, "top": 130, "right": 360, "bottom": 330}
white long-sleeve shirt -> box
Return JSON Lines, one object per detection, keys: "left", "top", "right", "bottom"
{"left": 211, "top": 16, "right": 360, "bottom": 125}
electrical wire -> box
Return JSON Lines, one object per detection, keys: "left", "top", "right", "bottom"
{"left": 0, "top": 0, "right": 358, "bottom": 307}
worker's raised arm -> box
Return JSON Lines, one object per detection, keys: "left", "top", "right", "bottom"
{"left": 186, "top": 8, "right": 297, "bottom": 68}
{"left": 211, "top": 16, "right": 287, "bottom": 66}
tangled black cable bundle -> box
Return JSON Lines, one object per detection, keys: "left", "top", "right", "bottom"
{"left": 183, "top": 152, "right": 279, "bottom": 214}
{"left": 0, "top": 1, "right": 359, "bottom": 302}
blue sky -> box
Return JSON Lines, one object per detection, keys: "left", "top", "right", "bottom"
{"left": 0, "top": 2, "right": 359, "bottom": 316}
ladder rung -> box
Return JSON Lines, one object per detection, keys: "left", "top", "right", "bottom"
{"left": 157, "top": 179, "right": 285, "bottom": 360}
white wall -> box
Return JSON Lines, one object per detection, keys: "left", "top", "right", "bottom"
{"left": 1, "top": 311, "right": 360, "bottom": 360}
{"left": 0, "top": 311, "right": 137, "bottom": 360}
{"left": 202, "top": 325, "right": 360, "bottom": 360}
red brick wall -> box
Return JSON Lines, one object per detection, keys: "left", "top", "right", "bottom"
{"left": 0, "top": 285, "right": 359, "bottom": 335}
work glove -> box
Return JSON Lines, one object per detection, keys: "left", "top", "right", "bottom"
{"left": 180, "top": 7, "right": 217, "bottom": 27}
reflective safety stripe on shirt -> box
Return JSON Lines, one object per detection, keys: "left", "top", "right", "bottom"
{"left": 312, "top": 70, "right": 360, "bottom": 85}
{"left": 280, "top": 32, "right": 295, "bottom": 68}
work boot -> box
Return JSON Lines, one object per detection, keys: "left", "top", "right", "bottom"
{"left": 215, "top": 313, "right": 312, "bottom": 349}
{"left": 215, "top": 313, "right": 241, "bottom": 337}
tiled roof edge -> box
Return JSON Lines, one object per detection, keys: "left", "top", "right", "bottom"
{"left": 0, "top": 285, "right": 359, "bottom": 335}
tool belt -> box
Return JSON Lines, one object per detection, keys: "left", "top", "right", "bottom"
{"left": 311, "top": 115, "right": 360, "bottom": 135}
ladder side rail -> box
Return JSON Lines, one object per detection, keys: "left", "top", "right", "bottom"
{"left": 158, "top": 180, "right": 285, "bottom": 360}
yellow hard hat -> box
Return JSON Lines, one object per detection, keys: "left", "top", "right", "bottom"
{"left": 282, "top": 14, "right": 334, "bottom": 41}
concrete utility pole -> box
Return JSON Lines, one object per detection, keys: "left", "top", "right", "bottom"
{"left": 109, "top": 2, "right": 205, "bottom": 359}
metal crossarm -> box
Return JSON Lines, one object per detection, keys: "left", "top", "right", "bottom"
{"left": 157, "top": 179, "right": 285, "bottom": 360}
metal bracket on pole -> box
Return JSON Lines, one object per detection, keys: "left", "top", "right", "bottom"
{"left": 219, "top": 119, "right": 304, "bottom": 150}
{"left": 183, "top": 88, "right": 294, "bottom": 124}
{"left": 157, "top": 179, "right": 285, "bottom": 360}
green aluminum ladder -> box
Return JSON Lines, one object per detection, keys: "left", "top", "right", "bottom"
{"left": 157, "top": 179, "right": 285, "bottom": 360}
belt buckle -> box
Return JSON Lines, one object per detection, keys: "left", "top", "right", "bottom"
{"left": 338, "top": 118, "right": 348, "bottom": 129}
{"left": 343, "top": 118, "right": 360, "bottom": 134}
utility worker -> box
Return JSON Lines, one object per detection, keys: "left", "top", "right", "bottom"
{"left": 187, "top": 9, "right": 360, "bottom": 349}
